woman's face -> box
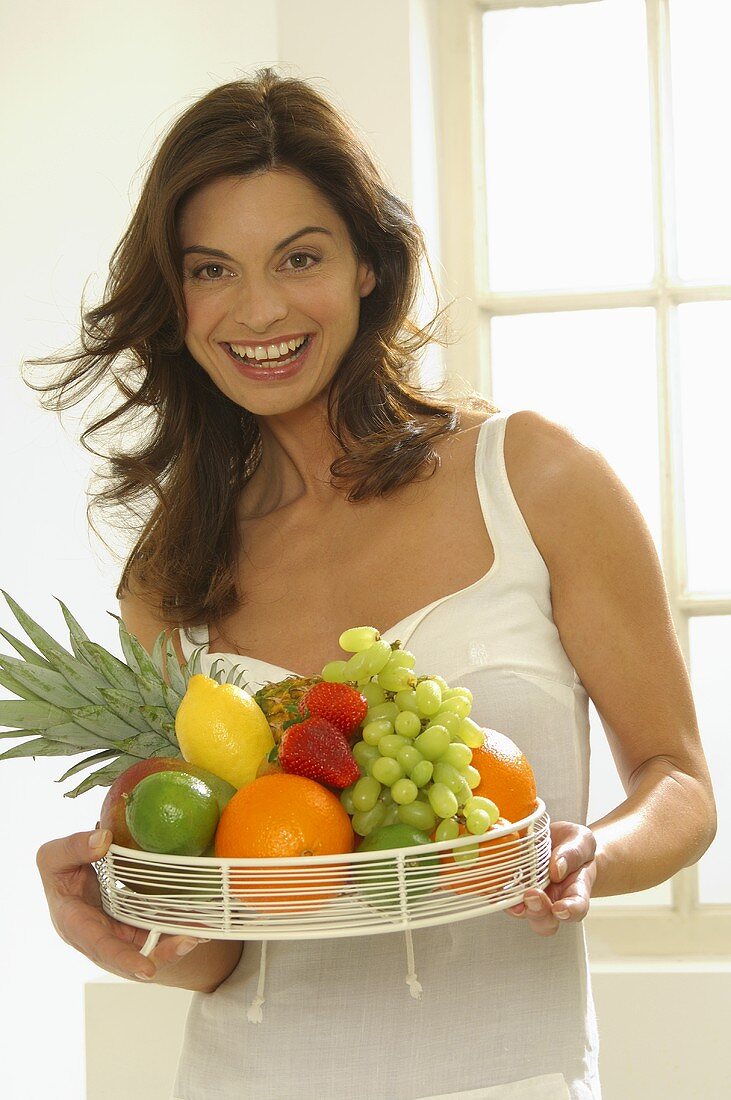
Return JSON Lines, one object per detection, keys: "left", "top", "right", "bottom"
{"left": 178, "top": 168, "right": 376, "bottom": 419}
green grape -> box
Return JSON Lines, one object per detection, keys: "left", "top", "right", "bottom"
{"left": 397, "top": 800, "right": 437, "bottom": 832}
{"left": 463, "top": 765, "right": 482, "bottom": 790}
{"left": 390, "top": 777, "right": 418, "bottom": 805}
{"left": 362, "top": 638, "right": 394, "bottom": 677}
{"left": 430, "top": 675, "right": 450, "bottom": 692}
{"left": 427, "top": 782, "right": 459, "bottom": 819}
{"left": 339, "top": 785, "right": 356, "bottom": 815}
{"left": 361, "top": 681, "right": 387, "bottom": 708}
{"left": 352, "top": 740, "right": 380, "bottom": 770}
{"left": 371, "top": 757, "right": 405, "bottom": 786}
{"left": 441, "top": 742, "right": 473, "bottom": 770}
{"left": 434, "top": 817, "right": 460, "bottom": 842}
{"left": 394, "top": 689, "right": 420, "bottom": 715}
{"left": 396, "top": 744, "right": 423, "bottom": 774}
{"left": 388, "top": 649, "right": 417, "bottom": 670}
{"left": 409, "top": 760, "right": 434, "bottom": 788}
{"left": 438, "top": 695, "right": 471, "bottom": 720}
{"left": 351, "top": 801, "right": 388, "bottom": 837}
{"left": 428, "top": 710, "right": 461, "bottom": 736}
{"left": 466, "top": 808, "right": 492, "bottom": 835}
{"left": 322, "top": 659, "right": 349, "bottom": 683}
{"left": 343, "top": 649, "right": 371, "bottom": 681}
{"left": 378, "top": 786, "right": 394, "bottom": 806}
{"left": 456, "top": 717, "right": 485, "bottom": 748}
{"left": 464, "top": 795, "right": 500, "bottom": 825}
{"left": 433, "top": 761, "right": 467, "bottom": 796}
{"left": 381, "top": 802, "right": 401, "bottom": 826}
{"left": 378, "top": 663, "right": 417, "bottom": 693}
{"left": 378, "top": 733, "right": 407, "bottom": 758}
{"left": 414, "top": 679, "right": 442, "bottom": 716}
{"left": 362, "top": 718, "right": 394, "bottom": 746}
{"left": 441, "top": 686, "right": 473, "bottom": 705}
{"left": 352, "top": 776, "right": 382, "bottom": 812}
{"left": 339, "top": 626, "right": 380, "bottom": 652}
{"left": 415, "top": 787, "right": 431, "bottom": 802}
{"left": 366, "top": 701, "right": 400, "bottom": 724}
{"left": 414, "top": 725, "right": 451, "bottom": 761}
{"left": 453, "top": 841, "right": 479, "bottom": 864}
{"left": 394, "top": 710, "right": 421, "bottom": 739}
{"left": 454, "top": 777, "right": 473, "bottom": 807}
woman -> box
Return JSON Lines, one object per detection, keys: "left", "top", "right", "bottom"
{"left": 32, "top": 69, "right": 716, "bottom": 1099}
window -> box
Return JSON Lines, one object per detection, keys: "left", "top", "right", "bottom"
{"left": 436, "top": 0, "right": 730, "bottom": 955}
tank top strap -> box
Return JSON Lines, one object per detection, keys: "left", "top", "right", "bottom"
{"left": 475, "top": 407, "right": 553, "bottom": 613}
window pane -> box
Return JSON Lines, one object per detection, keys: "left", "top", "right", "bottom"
{"left": 677, "top": 301, "right": 731, "bottom": 593}
{"left": 669, "top": 0, "right": 731, "bottom": 282}
{"left": 482, "top": 0, "right": 653, "bottom": 292}
{"left": 690, "top": 615, "right": 731, "bottom": 905}
{"left": 490, "top": 307, "right": 661, "bottom": 553}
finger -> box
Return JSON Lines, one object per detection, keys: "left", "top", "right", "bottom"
{"left": 520, "top": 891, "right": 560, "bottom": 936}
{"left": 37, "top": 828, "right": 112, "bottom": 878}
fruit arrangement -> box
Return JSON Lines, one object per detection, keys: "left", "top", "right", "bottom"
{"left": 0, "top": 595, "right": 539, "bottom": 913}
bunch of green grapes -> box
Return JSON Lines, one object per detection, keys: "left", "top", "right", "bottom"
{"left": 325, "top": 627, "right": 500, "bottom": 841}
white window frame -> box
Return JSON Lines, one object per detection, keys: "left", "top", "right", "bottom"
{"left": 434, "top": 0, "right": 730, "bottom": 958}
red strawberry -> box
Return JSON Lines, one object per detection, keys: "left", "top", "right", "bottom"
{"left": 299, "top": 682, "right": 368, "bottom": 738}
{"left": 278, "top": 716, "right": 361, "bottom": 789}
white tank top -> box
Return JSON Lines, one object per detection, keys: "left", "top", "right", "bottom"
{"left": 173, "top": 408, "right": 602, "bottom": 1100}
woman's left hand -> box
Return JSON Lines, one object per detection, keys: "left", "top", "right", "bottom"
{"left": 505, "top": 821, "right": 597, "bottom": 935}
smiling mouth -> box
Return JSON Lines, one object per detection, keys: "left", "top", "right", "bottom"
{"left": 224, "top": 335, "right": 313, "bottom": 368}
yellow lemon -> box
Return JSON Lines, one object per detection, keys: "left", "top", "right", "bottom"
{"left": 175, "top": 674, "right": 275, "bottom": 790}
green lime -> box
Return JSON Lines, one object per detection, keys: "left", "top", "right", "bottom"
{"left": 356, "top": 823, "right": 438, "bottom": 910}
{"left": 124, "top": 770, "right": 220, "bottom": 856}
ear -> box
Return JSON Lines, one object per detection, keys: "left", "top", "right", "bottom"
{"left": 357, "top": 261, "right": 377, "bottom": 298}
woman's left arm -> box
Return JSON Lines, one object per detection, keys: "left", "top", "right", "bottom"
{"left": 504, "top": 411, "right": 717, "bottom": 932}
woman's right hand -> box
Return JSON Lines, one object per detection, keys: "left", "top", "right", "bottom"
{"left": 36, "top": 828, "right": 210, "bottom": 982}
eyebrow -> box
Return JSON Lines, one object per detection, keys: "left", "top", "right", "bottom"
{"left": 180, "top": 225, "right": 334, "bottom": 260}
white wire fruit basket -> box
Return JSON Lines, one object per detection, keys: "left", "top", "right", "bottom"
{"left": 95, "top": 798, "right": 550, "bottom": 955}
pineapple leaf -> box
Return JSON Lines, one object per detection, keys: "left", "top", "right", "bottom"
{"left": 136, "top": 675, "right": 168, "bottom": 709}
{"left": 44, "top": 720, "right": 123, "bottom": 750}
{"left": 0, "top": 698, "right": 70, "bottom": 730}
{"left": 72, "top": 704, "right": 146, "bottom": 742}
{"left": 1, "top": 590, "right": 80, "bottom": 666}
{"left": 76, "top": 640, "right": 144, "bottom": 696}
{"left": 184, "top": 645, "right": 207, "bottom": 680}
{"left": 165, "top": 632, "right": 187, "bottom": 696}
{"left": 209, "top": 658, "right": 226, "bottom": 683}
{"left": 138, "top": 704, "right": 179, "bottom": 746}
{"left": 0, "top": 626, "right": 53, "bottom": 669}
{"left": 0, "top": 663, "right": 56, "bottom": 704}
{"left": 98, "top": 688, "right": 155, "bottom": 735}
{"left": 151, "top": 631, "right": 168, "bottom": 680}
{"left": 109, "top": 612, "right": 164, "bottom": 685}
{"left": 0, "top": 736, "right": 83, "bottom": 761}
{"left": 160, "top": 679, "right": 183, "bottom": 720}
{"left": 63, "top": 755, "right": 139, "bottom": 798}
{"left": 0, "top": 653, "right": 97, "bottom": 709}
{"left": 55, "top": 749, "right": 117, "bottom": 783}
{"left": 54, "top": 597, "right": 99, "bottom": 672}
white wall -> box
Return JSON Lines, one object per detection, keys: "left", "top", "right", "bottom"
{"left": 0, "top": 4, "right": 277, "bottom": 1098}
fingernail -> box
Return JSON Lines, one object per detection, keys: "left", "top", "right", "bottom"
{"left": 556, "top": 857, "right": 567, "bottom": 879}
{"left": 176, "top": 938, "right": 206, "bottom": 956}
{"left": 555, "top": 908, "right": 570, "bottom": 920}
{"left": 135, "top": 971, "right": 153, "bottom": 980}
{"left": 526, "top": 897, "right": 542, "bottom": 912}
{"left": 89, "top": 829, "right": 111, "bottom": 850}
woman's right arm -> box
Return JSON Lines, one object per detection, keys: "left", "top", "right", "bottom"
{"left": 35, "top": 585, "right": 244, "bottom": 993}
{"left": 36, "top": 829, "right": 243, "bottom": 992}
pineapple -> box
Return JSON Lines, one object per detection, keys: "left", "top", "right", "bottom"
{"left": 0, "top": 591, "right": 261, "bottom": 798}
{"left": 253, "top": 674, "right": 322, "bottom": 744}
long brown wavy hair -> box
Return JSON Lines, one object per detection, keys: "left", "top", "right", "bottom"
{"left": 21, "top": 67, "right": 497, "bottom": 632}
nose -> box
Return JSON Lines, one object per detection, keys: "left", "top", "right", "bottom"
{"left": 231, "top": 274, "right": 288, "bottom": 336}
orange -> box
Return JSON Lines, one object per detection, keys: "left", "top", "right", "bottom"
{"left": 214, "top": 773, "right": 355, "bottom": 913}
{"left": 470, "top": 728, "right": 537, "bottom": 826}
{"left": 436, "top": 819, "right": 522, "bottom": 897}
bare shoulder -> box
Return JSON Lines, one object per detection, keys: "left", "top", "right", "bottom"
{"left": 118, "top": 585, "right": 187, "bottom": 672}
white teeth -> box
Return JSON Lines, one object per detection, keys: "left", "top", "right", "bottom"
{"left": 227, "top": 335, "right": 310, "bottom": 367}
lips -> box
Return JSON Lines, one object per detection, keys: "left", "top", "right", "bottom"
{"left": 221, "top": 334, "right": 315, "bottom": 381}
